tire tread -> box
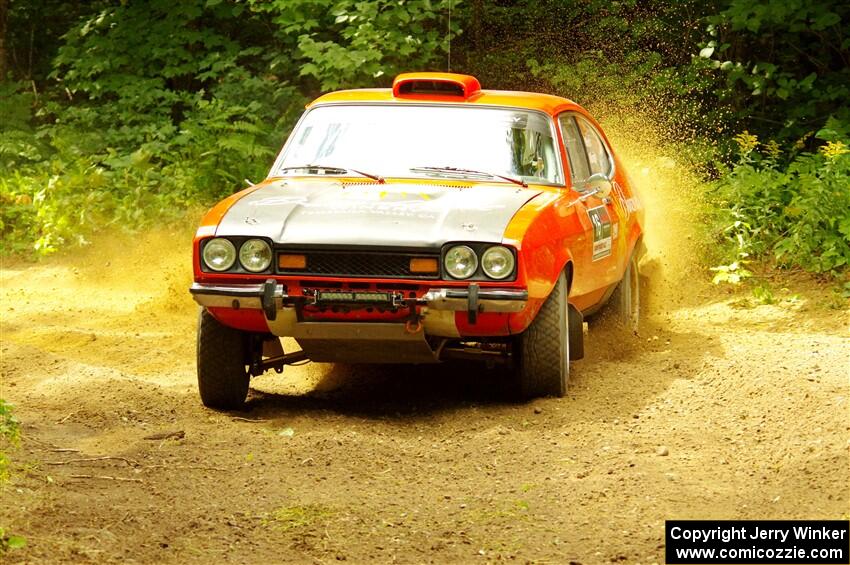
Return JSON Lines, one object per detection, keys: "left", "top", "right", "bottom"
{"left": 197, "top": 309, "right": 250, "bottom": 410}
{"left": 518, "top": 272, "right": 569, "bottom": 398}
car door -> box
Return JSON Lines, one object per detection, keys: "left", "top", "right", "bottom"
{"left": 558, "top": 113, "right": 624, "bottom": 295}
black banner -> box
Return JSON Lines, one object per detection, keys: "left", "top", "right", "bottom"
{"left": 665, "top": 520, "right": 849, "bottom": 564}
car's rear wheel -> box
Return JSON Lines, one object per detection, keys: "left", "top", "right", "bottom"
{"left": 514, "top": 271, "right": 570, "bottom": 398}
{"left": 609, "top": 252, "right": 640, "bottom": 333}
{"left": 197, "top": 308, "right": 250, "bottom": 410}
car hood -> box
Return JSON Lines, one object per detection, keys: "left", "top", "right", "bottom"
{"left": 215, "top": 179, "right": 544, "bottom": 248}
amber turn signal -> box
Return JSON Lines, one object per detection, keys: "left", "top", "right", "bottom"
{"left": 409, "top": 257, "right": 438, "bottom": 273}
{"left": 278, "top": 254, "right": 307, "bottom": 269}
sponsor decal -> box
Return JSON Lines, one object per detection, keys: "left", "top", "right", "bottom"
{"left": 612, "top": 180, "right": 630, "bottom": 221}
{"left": 587, "top": 205, "right": 612, "bottom": 261}
{"left": 612, "top": 180, "right": 641, "bottom": 217}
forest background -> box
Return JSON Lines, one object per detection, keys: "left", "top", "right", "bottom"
{"left": 1, "top": 0, "right": 848, "bottom": 280}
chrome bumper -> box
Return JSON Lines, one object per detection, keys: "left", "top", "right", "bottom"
{"left": 419, "top": 288, "right": 527, "bottom": 313}
{"left": 190, "top": 280, "right": 528, "bottom": 356}
{"left": 189, "top": 281, "right": 527, "bottom": 314}
{"left": 188, "top": 283, "right": 282, "bottom": 310}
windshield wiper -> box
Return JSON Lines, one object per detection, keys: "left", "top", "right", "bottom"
{"left": 410, "top": 166, "right": 528, "bottom": 187}
{"left": 277, "top": 164, "right": 384, "bottom": 184}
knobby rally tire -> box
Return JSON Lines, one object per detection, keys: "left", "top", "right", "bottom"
{"left": 517, "top": 271, "right": 569, "bottom": 398}
{"left": 197, "top": 308, "right": 250, "bottom": 410}
{"left": 609, "top": 252, "right": 640, "bottom": 333}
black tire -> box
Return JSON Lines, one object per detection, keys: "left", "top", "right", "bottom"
{"left": 568, "top": 303, "right": 584, "bottom": 361}
{"left": 196, "top": 308, "right": 250, "bottom": 410}
{"left": 609, "top": 252, "right": 640, "bottom": 333}
{"left": 515, "top": 271, "right": 570, "bottom": 398}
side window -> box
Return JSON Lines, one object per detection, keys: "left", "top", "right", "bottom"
{"left": 576, "top": 117, "right": 612, "bottom": 177}
{"left": 558, "top": 114, "right": 591, "bottom": 186}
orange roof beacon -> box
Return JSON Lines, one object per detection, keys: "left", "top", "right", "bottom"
{"left": 190, "top": 72, "right": 645, "bottom": 409}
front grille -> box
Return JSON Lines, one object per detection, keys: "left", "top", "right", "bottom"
{"left": 278, "top": 251, "right": 440, "bottom": 279}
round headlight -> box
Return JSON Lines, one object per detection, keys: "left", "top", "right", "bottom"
{"left": 239, "top": 239, "right": 272, "bottom": 272}
{"left": 202, "top": 238, "right": 236, "bottom": 272}
{"left": 481, "top": 246, "right": 515, "bottom": 280}
{"left": 444, "top": 245, "right": 478, "bottom": 279}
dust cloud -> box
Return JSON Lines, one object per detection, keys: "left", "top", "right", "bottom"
{"left": 606, "top": 114, "right": 708, "bottom": 306}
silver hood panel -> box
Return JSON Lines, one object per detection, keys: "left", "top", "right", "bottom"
{"left": 215, "top": 180, "right": 543, "bottom": 247}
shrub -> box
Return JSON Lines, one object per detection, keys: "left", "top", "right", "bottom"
{"left": 1, "top": 0, "right": 453, "bottom": 256}
{"left": 710, "top": 126, "right": 850, "bottom": 277}
{"left": 0, "top": 399, "right": 20, "bottom": 484}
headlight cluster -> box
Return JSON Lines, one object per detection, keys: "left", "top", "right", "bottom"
{"left": 202, "top": 238, "right": 272, "bottom": 273}
{"left": 481, "top": 246, "right": 515, "bottom": 279}
{"left": 444, "top": 245, "right": 478, "bottom": 279}
{"left": 444, "top": 244, "right": 516, "bottom": 280}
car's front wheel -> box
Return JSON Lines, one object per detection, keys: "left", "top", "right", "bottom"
{"left": 514, "top": 271, "right": 570, "bottom": 398}
{"left": 197, "top": 308, "right": 250, "bottom": 410}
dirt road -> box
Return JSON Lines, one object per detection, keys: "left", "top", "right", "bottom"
{"left": 1, "top": 221, "right": 847, "bottom": 564}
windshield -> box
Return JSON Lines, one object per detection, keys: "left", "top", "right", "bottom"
{"left": 272, "top": 104, "right": 564, "bottom": 185}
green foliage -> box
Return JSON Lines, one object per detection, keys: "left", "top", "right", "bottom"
{"left": 751, "top": 284, "right": 776, "bottom": 305}
{"left": 262, "top": 505, "right": 332, "bottom": 531}
{"left": 1, "top": 0, "right": 849, "bottom": 282}
{"left": 0, "top": 399, "right": 21, "bottom": 483}
{"left": 0, "top": 400, "right": 21, "bottom": 444}
{"left": 1, "top": 402, "right": 27, "bottom": 554}
{"left": 0, "top": 83, "right": 43, "bottom": 166}
{"left": 251, "top": 0, "right": 457, "bottom": 91}
{"left": 0, "top": 527, "right": 27, "bottom": 553}
{"left": 696, "top": 0, "right": 850, "bottom": 144}
{"left": 462, "top": 0, "right": 725, "bottom": 143}
{"left": 1, "top": 0, "right": 453, "bottom": 255}
{"left": 710, "top": 131, "right": 850, "bottom": 277}
{"left": 710, "top": 259, "right": 753, "bottom": 284}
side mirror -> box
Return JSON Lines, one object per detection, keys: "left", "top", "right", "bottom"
{"left": 584, "top": 172, "right": 613, "bottom": 199}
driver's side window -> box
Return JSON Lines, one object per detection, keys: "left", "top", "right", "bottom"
{"left": 576, "top": 116, "right": 612, "bottom": 177}
{"left": 558, "top": 114, "right": 591, "bottom": 187}
{"left": 559, "top": 113, "right": 614, "bottom": 189}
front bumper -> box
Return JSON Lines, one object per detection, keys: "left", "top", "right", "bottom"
{"left": 190, "top": 280, "right": 527, "bottom": 362}
{"left": 189, "top": 281, "right": 527, "bottom": 315}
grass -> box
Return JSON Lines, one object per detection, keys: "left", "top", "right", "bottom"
{"left": 262, "top": 505, "right": 333, "bottom": 532}
{"left": 468, "top": 499, "right": 532, "bottom": 524}
{"left": 0, "top": 400, "right": 26, "bottom": 553}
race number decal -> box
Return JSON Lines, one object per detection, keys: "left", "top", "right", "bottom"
{"left": 587, "top": 205, "right": 612, "bottom": 261}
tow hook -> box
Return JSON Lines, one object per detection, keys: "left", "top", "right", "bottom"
{"left": 404, "top": 302, "right": 424, "bottom": 333}
{"left": 467, "top": 283, "right": 479, "bottom": 324}
{"left": 261, "top": 279, "right": 277, "bottom": 321}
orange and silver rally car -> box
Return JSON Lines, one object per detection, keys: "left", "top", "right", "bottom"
{"left": 189, "top": 72, "right": 645, "bottom": 409}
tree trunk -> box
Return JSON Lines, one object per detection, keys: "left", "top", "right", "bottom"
{"left": 0, "top": 0, "right": 8, "bottom": 79}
